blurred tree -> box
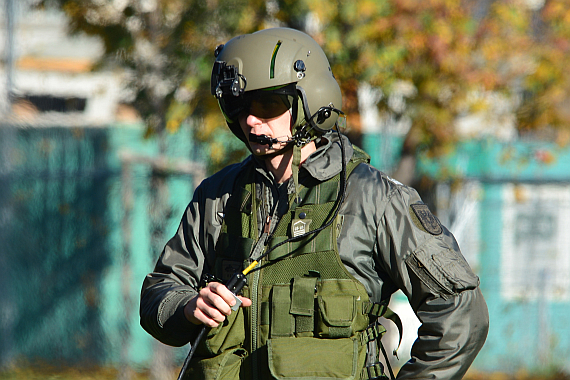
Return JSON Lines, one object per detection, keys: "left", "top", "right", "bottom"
{"left": 39, "top": 0, "right": 570, "bottom": 177}
{"left": 38, "top": 0, "right": 279, "bottom": 172}
{"left": 296, "top": 0, "right": 570, "bottom": 182}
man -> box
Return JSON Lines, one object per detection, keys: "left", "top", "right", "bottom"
{"left": 140, "top": 27, "right": 489, "bottom": 380}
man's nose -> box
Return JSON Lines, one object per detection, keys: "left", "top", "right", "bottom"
{"left": 246, "top": 114, "right": 264, "bottom": 131}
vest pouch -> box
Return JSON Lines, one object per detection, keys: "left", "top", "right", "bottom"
{"left": 186, "top": 347, "right": 248, "bottom": 380}
{"left": 315, "top": 295, "right": 355, "bottom": 338}
{"left": 267, "top": 336, "right": 366, "bottom": 380}
{"left": 315, "top": 280, "right": 369, "bottom": 339}
{"left": 199, "top": 307, "right": 246, "bottom": 356}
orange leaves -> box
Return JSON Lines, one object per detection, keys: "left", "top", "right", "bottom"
{"left": 50, "top": 0, "right": 570, "bottom": 170}
{"left": 315, "top": 0, "right": 569, "bottom": 153}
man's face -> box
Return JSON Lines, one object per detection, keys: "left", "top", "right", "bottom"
{"left": 238, "top": 94, "right": 292, "bottom": 156}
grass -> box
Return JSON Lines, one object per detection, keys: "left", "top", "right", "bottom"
{"left": 1, "top": 364, "right": 569, "bottom": 380}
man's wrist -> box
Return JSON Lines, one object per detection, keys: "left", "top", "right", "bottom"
{"left": 183, "top": 296, "right": 202, "bottom": 325}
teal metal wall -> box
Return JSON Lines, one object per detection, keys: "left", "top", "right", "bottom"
{"left": 0, "top": 124, "right": 198, "bottom": 368}
{"left": 412, "top": 138, "right": 570, "bottom": 374}
{"left": 472, "top": 182, "right": 570, "bottom": 373}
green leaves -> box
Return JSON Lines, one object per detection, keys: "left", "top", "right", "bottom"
{"left": 45, "top": 0, "right": 570, "bottom": 174}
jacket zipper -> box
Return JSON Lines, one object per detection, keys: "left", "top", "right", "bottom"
{"left": 247, "top": 222, "right": 270, "bottom": 380}
{"left": 251, "top": 215, "right": 271, "bottom": 380}
{"left": 251, "top": 268, "right": 260, "bottom": 380}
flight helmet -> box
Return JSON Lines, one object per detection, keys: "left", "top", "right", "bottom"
{"left": 210, "top": 27, "right": 343, "bottom": 147}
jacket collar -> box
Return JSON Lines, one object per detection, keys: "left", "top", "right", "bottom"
{"left": 302, "top": 132, "right": 354, "bottom": 181}
{"left": 249, "top": 131, "right": 354, "bottom": 184}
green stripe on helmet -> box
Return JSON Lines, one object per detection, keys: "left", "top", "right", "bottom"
{"left": 270, "top": 41, "right": 282, "bottom": 79}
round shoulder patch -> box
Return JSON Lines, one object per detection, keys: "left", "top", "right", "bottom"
{"left": 410, "top": 203, "right": 443, "bottom": 235}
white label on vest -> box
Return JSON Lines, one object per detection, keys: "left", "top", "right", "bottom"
{"left": 292, "top": 219, "right": 311, "bottom": 237}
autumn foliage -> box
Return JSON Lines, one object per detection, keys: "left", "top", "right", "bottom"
{"left": 40, "top": 0, "right": 570, "bottom": 171}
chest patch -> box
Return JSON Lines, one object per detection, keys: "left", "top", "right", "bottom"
{"left": 292, "top": 219, "right": 312, "bottom": 237}
{"left": 410, "top": 203, "right": 443, "bottom": 235}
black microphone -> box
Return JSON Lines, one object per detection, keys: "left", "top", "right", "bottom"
{"left": 249, "top": 133, "right": 279, "bottom": 145}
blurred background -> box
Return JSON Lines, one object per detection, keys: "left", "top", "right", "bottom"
{"left": 1, "top": 0, "right": 570, "bottom": 379}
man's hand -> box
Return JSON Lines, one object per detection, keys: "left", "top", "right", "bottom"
{"left": 184, "top": 282, "right": 252, "bottom": 328}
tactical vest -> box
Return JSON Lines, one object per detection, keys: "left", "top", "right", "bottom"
{"left": 186, "top": 147, "right": 392, "bottom": 380}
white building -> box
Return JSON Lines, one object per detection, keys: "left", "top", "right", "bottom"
{"left": 0, "top": 0, "right": 128, "bottom": 126}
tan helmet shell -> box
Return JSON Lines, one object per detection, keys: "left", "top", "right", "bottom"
{"left": 212, "top": 27, "right": 342, "bottom": 138}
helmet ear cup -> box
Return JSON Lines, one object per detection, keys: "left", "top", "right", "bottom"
{"left": 299, "top": 69, "right": 342, "bottom": 133}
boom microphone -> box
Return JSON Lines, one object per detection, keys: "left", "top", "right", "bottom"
{"left": 249, "top": 133, "right": 280, "bottom": 146}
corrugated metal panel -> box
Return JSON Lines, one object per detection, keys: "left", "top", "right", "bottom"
{"left": 0, "top": 124, "right": 201, "bottom": 368}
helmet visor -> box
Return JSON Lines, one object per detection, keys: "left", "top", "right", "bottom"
{"left": 219, "top": 84, "right": 296, "bottom": 122}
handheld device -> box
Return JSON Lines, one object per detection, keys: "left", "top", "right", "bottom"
{"left": 176, "top": 261, "right": 258, "bottom": 380}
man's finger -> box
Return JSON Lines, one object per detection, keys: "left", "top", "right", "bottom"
{"left": 237, "top": 296, "right": 252, "bottom": 307}
{"left": 203, "top": 288, "right": 233, "bottom": 316}
{"left": 193, "top": 307, "right": 220, "bottom": 328}
{"left": 197, "top": 295, "right": 228, "bottom": 322}
{"left": 208, "top": 282, "right": 239, "bottom": 308}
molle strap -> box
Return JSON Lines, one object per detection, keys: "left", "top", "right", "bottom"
{"left": 359, "top": 323, "right": 387, "bottom": 346}
{"left": 362, "top": 302, "right": 403, "bottom": 361}
{"left": 220, "top": 186, "right": 251, "bottom": 238}
{"left": 362, "top": 362, "right": 388, "bottom": 380}
{"left": 291, "top": 277, "right": 317, "bottom": 336}
{"left": 299, "top": 181, "right": 339, "bottom": 205}
{"left": 288, "top": 187, "right": 308, "bottom": 213}
{"left": 220, "top": 164, "right": 258, "bottom": 241}
{"left": 237, "top": 188, "right": 252, "bottom": 214}
{"left": 364, "top": 302, "right": 388, "bottom": 318}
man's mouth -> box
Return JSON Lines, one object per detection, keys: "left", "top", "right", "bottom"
{"left": 249, "top": 133, "right": 279, "bottom": 146}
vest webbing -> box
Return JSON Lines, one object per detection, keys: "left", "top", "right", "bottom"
{"left": 189, "top": 146, "right": 396, "bottom": 380}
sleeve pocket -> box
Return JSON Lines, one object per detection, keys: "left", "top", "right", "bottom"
{"left": 406, "top": 238, "right": 479, "bottom": 299}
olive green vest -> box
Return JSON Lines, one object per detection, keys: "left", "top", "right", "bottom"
{"left": 186, "top": 147, "right": 390, "bottom": 380}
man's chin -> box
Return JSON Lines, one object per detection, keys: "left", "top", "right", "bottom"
{"left": 251, "top": 148, "right": 273, "bottom": 157}
{"left": 249, "top": 144, "right": 284, "bottom": 157}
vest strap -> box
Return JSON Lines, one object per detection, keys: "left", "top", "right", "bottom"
{"left": 362, "top": 361, "right": 388, "bottom": 380}
{"left": 291, "top": 277, "right": 317, "bottom": 335}
{"left": 364, "top": 302, "right": 403, "bottom": 355}
{"left": 359, "top": 322, "right": 387, "bottom": 346}
{"left": 364, "top": 302, "right": 388, "bottom": 317}
{"left": 268, "top": 227, "right": 334, "bottom": 260}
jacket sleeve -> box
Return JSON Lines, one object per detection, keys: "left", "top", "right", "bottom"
{"left": 139, "top": 188, "right": 205, "bottom": 347}
{"left": 375, "top": 181, "right": 489, "bottom": 380}
{"left": 139, "top": 164, "right": 239, "bottom": 347}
